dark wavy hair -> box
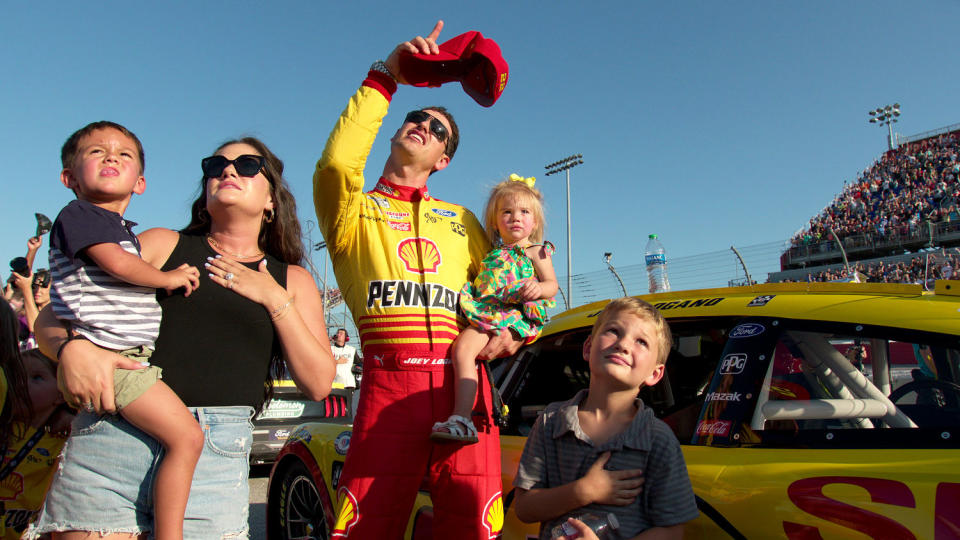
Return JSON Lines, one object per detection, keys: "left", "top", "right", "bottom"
{"left": 182, "top": 137, "right": 306, "bottom": 410}
{"left": 182, "top": 137, "right": 303, "bottom": 265}
{"left": 1, "top": 299, "right": 30, "bottom": 446}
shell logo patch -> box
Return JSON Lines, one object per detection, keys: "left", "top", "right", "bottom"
{"left": 332, "top": 486, "right": 360, "bottom": 538}
{"left": 0, "top": 472, "right": 24, "bottom": 500}
{"left": 397, "top": 237, "right": 441, "bottom": 274}
{"left": 482, "top": 491, "right": 504, "bottom": 539}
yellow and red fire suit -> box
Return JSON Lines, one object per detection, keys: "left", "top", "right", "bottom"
{"left": 314, "top": 70, "right": 504, "bottom": 539}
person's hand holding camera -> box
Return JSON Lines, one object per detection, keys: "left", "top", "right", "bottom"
{"left": 12, "top": 268, "right": 33, "bottom": 295}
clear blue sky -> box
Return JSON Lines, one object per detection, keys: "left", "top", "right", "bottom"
{"left": 3, "top": 1, "right": 957, "bottom": 325}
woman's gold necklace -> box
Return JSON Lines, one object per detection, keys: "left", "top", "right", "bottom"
{"left": 206, "top": 234, "right": 264, "bottom": 259}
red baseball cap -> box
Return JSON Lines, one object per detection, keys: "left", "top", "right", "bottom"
{"left": 398, "top": 31, "right": 509, "bottom": 107}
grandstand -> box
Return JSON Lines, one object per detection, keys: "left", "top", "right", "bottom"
{"left": 771, "top": 124, "right": 960, "bottom": 284}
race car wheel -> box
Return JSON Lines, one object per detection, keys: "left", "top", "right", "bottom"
{"left": 271, "top": 460, "right": 329, "bottom": 540}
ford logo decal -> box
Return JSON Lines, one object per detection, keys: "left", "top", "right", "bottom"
{"left": 730, "top": 323, "right": 765, "bottom": 338}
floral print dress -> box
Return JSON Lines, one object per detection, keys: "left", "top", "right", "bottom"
{"left": 459, "top": 242, "right": 556, "bottom": 342}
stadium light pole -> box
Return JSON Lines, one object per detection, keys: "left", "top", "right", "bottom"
{"left": 603, "top": 252, "right": 628, "bottom": 297}
{"left": 868, "top": 103, "right": 901, "bottom": 151}
{"left": 545, "top": 154, "right": 584, "bottom": 310}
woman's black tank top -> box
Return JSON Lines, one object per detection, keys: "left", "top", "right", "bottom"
{"left": 151, "top": 233, "right": 287, "bottom": 408}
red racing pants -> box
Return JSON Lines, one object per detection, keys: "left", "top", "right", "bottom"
{"left": 332, "top": 350, "right": 503, "bottom": 539}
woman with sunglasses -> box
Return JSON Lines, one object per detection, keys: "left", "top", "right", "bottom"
{"left": 29, "top": 137, "right": 335, "bottom": 540}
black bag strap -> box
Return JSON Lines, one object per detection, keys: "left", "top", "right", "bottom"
{"left": 481, "top": 359, "right": 509, "bottom": 428}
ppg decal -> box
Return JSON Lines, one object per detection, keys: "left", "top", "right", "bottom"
{"left": 720, "top": 353, "right": 748, "bottom": 374}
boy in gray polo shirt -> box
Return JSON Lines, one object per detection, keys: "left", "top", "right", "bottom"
{"left": 514, "top": 297, "right": 698, "bottom": 539}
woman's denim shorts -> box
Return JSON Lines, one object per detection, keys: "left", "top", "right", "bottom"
{"left": 26, "top": 406, "right": 254, "bottom": 539}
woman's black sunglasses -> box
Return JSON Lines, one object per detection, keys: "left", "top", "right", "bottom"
{"left": 201, "top": 154, "right": 266, "bottom": 178}
{"left": 404, "top": 110, "right": 448, "bottom": 145}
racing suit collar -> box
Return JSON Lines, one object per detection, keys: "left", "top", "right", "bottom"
{"left": 372, "top": 177, "right": 431, "bottom": 202}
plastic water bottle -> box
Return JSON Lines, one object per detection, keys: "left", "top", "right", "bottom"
{"left": 550, "top": 513, "right": 620, "bottom": 539}
{"left": 645, "top": 234, "right": 671, "bottom": 293}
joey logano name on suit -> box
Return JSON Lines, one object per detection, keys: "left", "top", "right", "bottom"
{"left": 366, "top": 280, "right": 458, "bottom": 312}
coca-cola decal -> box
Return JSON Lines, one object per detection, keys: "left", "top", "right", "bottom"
{"left": 696, "top": 420, "right": 732, "bottom": 437}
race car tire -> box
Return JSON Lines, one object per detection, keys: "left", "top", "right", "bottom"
{"left": 268, "top": 459, "right": 329, "bottom": 540}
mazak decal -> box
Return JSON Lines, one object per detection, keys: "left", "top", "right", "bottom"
{"left": 730, "top": 323, "right": 765, "bottom": 338}
{"left": 367, "top": 194, "right": 390, "bottom": 208}
{"left": 450, "top": 222, "right": 466, "bottom": 237}
{"left": 695, "top": 420, "right": 731, "bottom": 437}
{"left": 432, "top": 208, "right": 457, "bottom": 218}
{"left": 482, "top": 491, "right": 504, "bottom": 539}
{"left": 397, "top": 237, "right": 441, "bottom": 273}
{"left": 387, "top": 220, "right": 411, "bottom": 231}
{"left": 652, "top": 297, "right": 724, "bottom": 311}
{"left": 366, "top": 280, "right": 459, "bottom": 313}
{"left": 334, "top": 431, "right": 351, "bottom": 456}
{"left": 720, "top": 353, "right": 748, "bottom": 374}
{"left": 705, "top": 391, "right": 743, "bottom": 402}
{"left": 748, "top": 295, "right": 775, "bottom": 307}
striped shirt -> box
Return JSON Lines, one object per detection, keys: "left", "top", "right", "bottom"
{"left": 48, "top": 200, "right": 161, "bottom": 351}
{"left": 514, "top": 389, "right": 699, "bottom": 538}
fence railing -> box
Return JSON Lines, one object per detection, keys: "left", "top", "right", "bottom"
{"left": 899, "top": 124, "right": 960, "bottom": 146}
{"left": 783, "top": 220, "right": 960, "bottom": 268}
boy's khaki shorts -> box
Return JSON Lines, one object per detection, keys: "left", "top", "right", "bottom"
{"left": 60, "top": 345, "right": 162, "bottom": 411}
{"left": 113, "top": 346, "right": 162, "bottom": 410}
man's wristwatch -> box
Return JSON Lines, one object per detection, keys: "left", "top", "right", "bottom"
{"left": 370, "top": 60, "right": 396, "bottom": 81}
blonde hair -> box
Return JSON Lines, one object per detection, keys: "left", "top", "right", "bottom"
{"left": 591, "top": 297, "right": 673, "bottom": 365}
{"left": 482, "top": 179, "right": 546, "bottom": 245}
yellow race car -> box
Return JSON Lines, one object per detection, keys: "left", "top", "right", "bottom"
{"left": 267, "top": 282, "right": 960, "bottom": 539}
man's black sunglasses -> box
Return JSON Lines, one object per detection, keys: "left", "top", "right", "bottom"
{"left": 201, "top": 154, "right": 266, "bottom": 178}
{"left": 404, "top": 110, "right": 449, "bottom": 145}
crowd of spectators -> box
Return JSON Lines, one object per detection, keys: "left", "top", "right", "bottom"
{"left": 3, "top": 232, "right": 52, "bottom": 351}
{"left": 783, "top": 249, "right": 960, "bottom": 286}
{"left": 791, "top": 132, "right": 960, "bottom": 248}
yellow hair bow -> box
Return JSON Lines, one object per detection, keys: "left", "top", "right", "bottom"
{"left": 509, "top": 173, "right": 536, "bottom": 188}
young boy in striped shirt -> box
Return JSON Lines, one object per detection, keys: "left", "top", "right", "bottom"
{"left": 514, "top": 297, "right": 699, "bottom": 539}
{"left": 48, "top": 121, "right": 203, "bottom": 540}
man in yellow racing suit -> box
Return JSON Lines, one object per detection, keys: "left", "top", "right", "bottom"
{"left": 313, "top": 22, "right": 514, "bottom": 539}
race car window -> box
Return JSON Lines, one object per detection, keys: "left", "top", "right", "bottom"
{"left": 693, "top": 318, "right": 960, "bottom": 448}
{"left": 495, "top": 317, "right": 736, "bottom": 440}
{"left": 745, "top": 322, "right": 960, "bottom": 447}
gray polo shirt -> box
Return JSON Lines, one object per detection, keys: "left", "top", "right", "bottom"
{"left": 514, "top": 389, "right": 699, "bottom": 538}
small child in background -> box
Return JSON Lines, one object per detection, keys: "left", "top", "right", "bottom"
{"left": 0, "top": 298, "right": 31, "bottom": 455}
{"left": 0, "top": 299, "right": 73, "bottom": 539}
{"left": 48, "top": 121, "right": 204, "bottom": 540}
{"left": 513, "top": 297, "right": 698, "bottom": 539}
{"left": 431, "top": 175, "right": 558, "bottom": 444}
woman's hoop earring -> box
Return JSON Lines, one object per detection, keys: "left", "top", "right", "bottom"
{"left": 264, "top": 209, "right": 275, "bottom": 223}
